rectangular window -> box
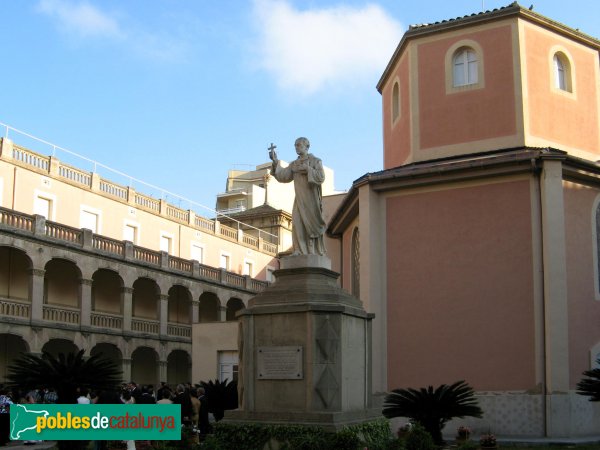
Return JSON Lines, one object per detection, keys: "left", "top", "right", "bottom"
{"left": 243, "top": 260, "right": 253, "bottom": 277}
{"left": 124, "top": 224, "right": 138, "bottom": 243}
{"left": 220, "top": 253, "right": 230, "bottom": 270}
{"left": 34, "top": 196, "right": 52, "bottom": 219}
{"left": 80, "top": 209, "right": 99, "bottom": 233}
{"left": 191, "top": 244, "right": 204, "bottom": 263}
{"left": 266, "top": 265, "right": 275, "bottom": 282}
{"left": 160, "top": 235, "right": 172, "bottom": 253}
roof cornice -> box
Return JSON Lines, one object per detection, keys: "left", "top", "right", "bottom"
{"left": 327, "top": 147, "right": 584, "bottom": 235}
{"left": 377, "top": 2, "right": 600, "bottom": 93}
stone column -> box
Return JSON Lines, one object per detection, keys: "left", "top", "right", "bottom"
{"left": 82, "top": 229, "right": 93, "bottom": 250}
{"left": 33, "top": 215, "right": 46, "bottom": 236}
{"left": 160, "top": 251, "right": 169, "bottom": 270}
{"left": 80, "top": 278, "right": 93, "bottom": 328}
{"left": 29, "top": 268, "right": 45, "bottom": 325}
{"left": 219, "top": 305, "right": 227, "bottom": 322}
{"left": 158, "top": 294, "right": 169, "bottom": 336}
{"left": 159, "top": 361, "right": 168, "bottom": 384}
{"left": 122, "top": 358, "right": 132, "bottom": 383}
{"left": 191, "top": 300, "right": 200, "bottom": 324}
{"left": 358, "top": 183, "right": 387, "bottom": 395}
{"left": 540, "top": 157, "right": 570, "bottom": 437}
{"left": 122, "top": 287, "right": 134, "bottom": 332}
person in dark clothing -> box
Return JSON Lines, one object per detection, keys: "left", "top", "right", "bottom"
{"left": 137, "top": 385, "right": 156, "bottom": 404}
{"left": 197, "top": 387, "right": 210, "bottom": 436}
{"left": 156, "top": 382, "right": 169, "bottom": 402}
{"left": 172, "top": 384, "right": 193, "bottom": 427}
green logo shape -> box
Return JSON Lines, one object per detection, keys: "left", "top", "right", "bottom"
{"left": 10, "top": 404, "right": 181, "bottom": 441}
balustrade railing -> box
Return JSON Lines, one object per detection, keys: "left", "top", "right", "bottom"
{"left": 0, "top": 298, "right": 30, "bottom": 318}
{"left": 243, "top": 233, "right": 259, "bottom": 247}
{"left": 198, "top": 265, "right": 220, "bottom": 281}
{"left": 91, "top": 312, "right": 123, "bottom": 329}
{"left": 220, "top": 224, "right": 238, "bottom": 240}
{"left": 167, "top": 205, "right": 189, "bottom": 222}
{"left": 93, "top": 235, "right": 125, "bottom": 256}
{"left": 134, "top": 246, "right": 161, "bottom": 265}
{"left": 225, "top": 272, "right": 245, "bottom": 287}
{"left": 135, "top": 193, "right": 160, "bottom": 212}
{"left": 0, "top": 205, "right": 270, "bottom": 293}
{"left": 43, "top": 305, "right": 80, "bottom": 324}
{"left": 195, "top": 216, "right": 215, "bottom": 232}
{"left": 58, "top": 163, "right": 92, "bottom": 187}
{"left": 169, "top": 256, "right": 192, "bottom": 272}
{"left": 250, "top": 279, "right": 268, "bottom": 292}
{"left": 167, "top": 323, "right": 192, "bottom": 338}
{"left": 99, "top": 180, "right": 128, "bottom": 200}
{"left": 263, "top": 241, "right": 278, "bottom": 254}
{"left": 132, "top": 318, "right": 159, "bottom": 334}
{"left": 0, "top": 208, "right": 33, "bottom": 231}
{"left": 45, "top": 221, "right": 83, "bottom": 244}
{"left": 13, "top": 144, "right": 50, "bottom": 170}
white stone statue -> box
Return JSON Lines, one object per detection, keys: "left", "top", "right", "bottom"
{"left": 268, "top": 137, "right": 326, "bottom": 256}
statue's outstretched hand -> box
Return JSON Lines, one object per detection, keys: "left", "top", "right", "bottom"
{"left": 269, "top": 149, "right": 278, "bottom": 163}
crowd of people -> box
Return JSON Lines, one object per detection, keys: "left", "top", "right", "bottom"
{"left": 0, "top": 382, "right": 213, "bottom": 447}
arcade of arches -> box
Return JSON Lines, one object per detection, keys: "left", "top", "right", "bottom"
{"left": 0, "top": 242, "right": 255, "bottom": 386}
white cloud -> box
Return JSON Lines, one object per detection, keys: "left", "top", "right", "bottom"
{"left": 251, "top": 0, "right": 403, "bottom": 95}
{"left": 36, "top": 0, "right": 123, "bottom": 39}
{"left": 35, "top": 0, "right": 190, "bottom": 63}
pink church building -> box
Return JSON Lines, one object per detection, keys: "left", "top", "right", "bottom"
{"left": 328, "top": 2, "right": 600, "bottom": 437}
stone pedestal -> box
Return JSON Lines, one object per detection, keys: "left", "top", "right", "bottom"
{"left": 226, "top": 255, "right": 378, "bottom": 430}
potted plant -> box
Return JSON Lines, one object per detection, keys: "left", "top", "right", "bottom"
{"left": 382, "top": 380, "right": 483, "bottom": 446}
{"left": 479, "top": 433, "right": 497, "bottom": 449}
{"left": 456, "top": 425, "right": 471, "bottom": 442}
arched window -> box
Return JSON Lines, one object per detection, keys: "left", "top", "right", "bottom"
{"left": 392, "top": 81, "right": 400, "bottom": 123}
{"left": 553, "top": 52, "right": 572, "bottom": 92}
{"left": 453, "top": 47, "right": 478, "bottom": 87}
{"left": 351, "top": 227, "right": 360, "bottom": 298}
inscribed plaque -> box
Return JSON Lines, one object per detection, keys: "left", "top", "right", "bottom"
{"left": 257, "top": 346, "right": 303, "bottom": 379}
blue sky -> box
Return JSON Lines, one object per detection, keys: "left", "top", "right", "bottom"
{"left": 2, "top": 0, "right": 599, "bottom": 216}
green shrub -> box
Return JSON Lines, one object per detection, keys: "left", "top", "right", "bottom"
{"left": 209, "top": 423, "right": 270, "bottom": 450}
{"left": 349, "top": 418, "right": 393, "bottom": 449}
{"left": 203, "top": 419, "right": 394, "bottom": 450}
{"left": 386, "top": 437, "right": 406, "bottom": 450}
{"left": 404, "top": 423, "right": 435, "bottom": 450}
{"left": 328, "top": 428, "right": 361, "bottom": 450}
{"left": 456, "top": 441, "right": 479, "bottom": 450}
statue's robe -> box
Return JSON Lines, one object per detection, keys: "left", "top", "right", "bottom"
{"left": 272, "top": 154, "right": 326, "bottom": 255}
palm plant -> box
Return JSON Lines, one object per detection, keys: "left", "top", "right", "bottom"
{"left": 576, "top": 358, "right": 600, "bottom": 401}
{"left": 200, "top": 378, "right": 238, "bottom": 421}
{"left": 382, "top": 380, "right": 482, "bottom": 445}
{"left": 6, "top": 349, "right": 122, "bottom": 404}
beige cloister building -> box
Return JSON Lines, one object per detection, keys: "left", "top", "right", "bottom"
{"left": 0, "top": 136, "right": 280, "bottom": 387}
